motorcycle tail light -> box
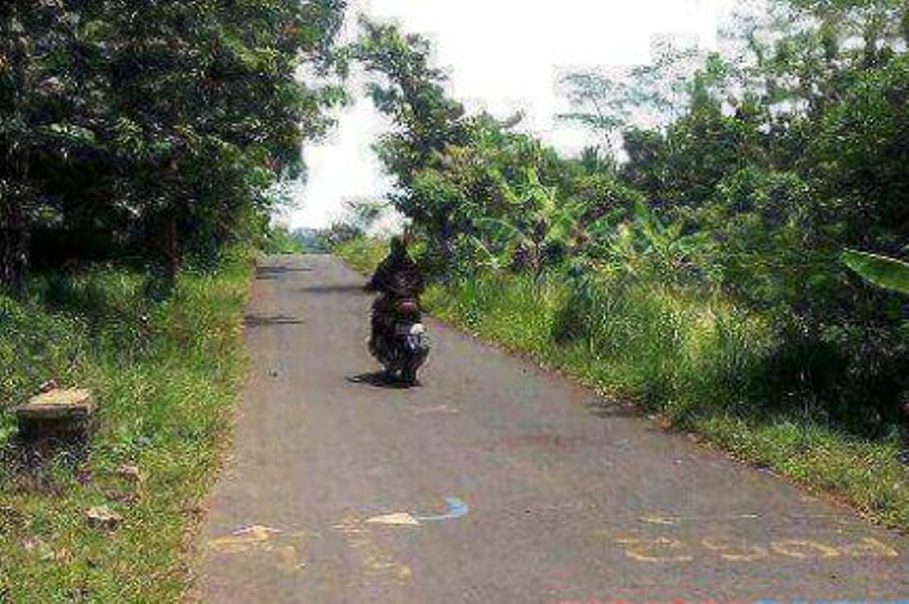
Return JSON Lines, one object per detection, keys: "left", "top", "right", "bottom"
{"left": 398, "top": 300, "right": 419, "bottom": 313}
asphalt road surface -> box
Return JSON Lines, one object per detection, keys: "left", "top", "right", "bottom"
{"left": 197, "top": 255, "right": 909, "bottom": 603}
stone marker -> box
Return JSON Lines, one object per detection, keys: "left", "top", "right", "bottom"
{"left": 85, "top": 505, "right": 122, "bottom": 530}
{"left": 15, "top": 388, "right": 95, "bottom": 441}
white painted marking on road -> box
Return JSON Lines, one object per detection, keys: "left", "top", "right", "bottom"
{"left": 365, "top": 512, "right": 421, "bottom": 526}
{"left": 362, "top": 497, "right": 469, "bottom": 527}
{"left": 639, "top": 512, "right": 761, "bottom": 525}
{"left": 413, "top": 404, "right": 459, "bottom": 415}
{"left": 639, "top": 514, "right": 680, "bottom": 526}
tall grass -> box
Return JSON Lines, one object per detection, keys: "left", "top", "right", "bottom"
{"left": 0, "top": 250, "right": 251, "bottom": 601}
{"left": 334, "top": 237, "right": 389, "bottom": 274}
{"left": 425, "top": 273, "right": 772, "bottom": 419}
{"left": 337, "top": 241, "right": 909, "bottom": 530}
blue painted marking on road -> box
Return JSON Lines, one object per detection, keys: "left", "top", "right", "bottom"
{"left": 412, "top": 497, "right": 468, "bottom": 522}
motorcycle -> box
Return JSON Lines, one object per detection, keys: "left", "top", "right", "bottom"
{"left": 370, "top": 296, "right": 430, "bottom": 385}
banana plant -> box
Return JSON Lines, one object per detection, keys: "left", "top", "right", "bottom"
{"left": 631, "top": 200, "right": 710, "bottom": 270}
{"left": 463, "top": 233, "right": 510, "bottom": 272}
{"left": 472, "top": 167, "right": 585, "bottom": 274}
{"left": 842, "top": 249, "right": 909, "bottom": 296}
{"left": 583, "top": 200, "right": 709, "bottom": 279}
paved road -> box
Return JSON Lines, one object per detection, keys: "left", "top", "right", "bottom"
{"left": 197, "top": 255, "right": 909, "bottom": 603}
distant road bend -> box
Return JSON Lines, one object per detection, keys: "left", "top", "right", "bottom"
{"left": 198, "top": 254, "right": 909, "bottom": 603}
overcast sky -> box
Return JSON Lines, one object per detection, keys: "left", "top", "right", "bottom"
{"left": 285, "top": 0, "right": 736, "bottom": 229}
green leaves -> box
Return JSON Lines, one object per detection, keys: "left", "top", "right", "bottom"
{"left": 40, "top": 123, "right": 96, "bottom": 145}
{"left": 1, "top": 0, "right": 348, "bottom": 290}
{"left": 842, "top": 249, "right": 909, "bottom": 295}
{"left": 354, "top": 17, "right": 468, "bottom": 240}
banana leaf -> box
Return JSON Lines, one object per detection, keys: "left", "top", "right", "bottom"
{"left": 842, "top": 249, "right": 909, "bottom": 295}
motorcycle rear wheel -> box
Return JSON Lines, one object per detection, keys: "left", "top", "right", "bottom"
{"left": 401, "top": 361, "right": 419, "bottom": 386}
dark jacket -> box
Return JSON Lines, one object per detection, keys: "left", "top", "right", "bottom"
{"left": 365, "top": 252, "right": 425, "bottom": 298}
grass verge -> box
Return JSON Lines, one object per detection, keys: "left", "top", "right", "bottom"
{"left": 335, "top": 237, "right": 909, "bottom": 531}
{"left": 0, "top": 250, "right": 252, "bottom": 601}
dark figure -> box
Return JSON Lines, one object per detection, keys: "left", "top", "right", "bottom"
{"left": 364, "top": 236, "right": 425, "bottom": 356}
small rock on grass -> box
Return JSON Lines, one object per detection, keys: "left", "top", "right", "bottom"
{"left": 115, "top": 464, "right": 142, "bottom": 483}
{"left": 105, "top": 490, "right": 141, "bottom": 505}
{"left": 22, "top": 536, "right": 45, "bottom": 552}
{"left": 21, "top": 537, "right": 66, "bottom": 562}
{"left": 76, "top": 467, "right": 93, "bottom": 485}
{"left": 38, "top": 379, "right": 58, "bottom": 394}
{"left": 86, "top": 505, "right": 122, "bottom": 530}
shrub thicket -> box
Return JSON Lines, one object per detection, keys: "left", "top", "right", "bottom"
{"left": 351, "top": 0, "right": 909, "bottom": 437}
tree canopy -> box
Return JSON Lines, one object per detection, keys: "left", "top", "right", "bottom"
{"left": 354, "top": 0, "right": 909, "bottom": 429}
{"left": 1, "top": 0, "right": 347, "bottom": 291}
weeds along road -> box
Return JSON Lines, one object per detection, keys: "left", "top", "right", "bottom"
{"left": 196, "top": 255, "right": 909, "bottom": 603}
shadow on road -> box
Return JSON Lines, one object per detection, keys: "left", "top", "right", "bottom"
{"left": 244, "top": 314, "right": 305, "bottom": 327}
{"left": 346, "top": 371, "right": 414, "bottom": 389}
{"left": 255, "top": 266, "right": 314, "bottom": 280}
{"left": 299, "top": 284, "right": 368, "bottom": 295}
{"left": 583, "top": 397, "right": 642, "bottom": 419}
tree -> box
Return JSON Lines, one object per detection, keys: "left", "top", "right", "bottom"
{"left": 1, "top": 1, "right": 104, "bottom": 293}
{"left": 0, "top": 0, "right": 348, "bottom": 293}
{"left": 342, "top": 197, "right": 386, "bottom": 233}
{"left": 354, "top": 18, "right": 467, "bottom": 261}
{"left": 558, "top": 36, "right": 710, "bottom": 146}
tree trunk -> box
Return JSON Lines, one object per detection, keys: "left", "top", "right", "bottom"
{"left": 436, "top": 217, "right": 457, "bottom": 277}
{"left": 165, "top": 210, "right": 180, "bottom": 290}
{"left": 2, "top": 7, "right": 32, "bottom": 296}
{"left": 901, "top": 7, "right": 909, "bottom": 45}
{"left": 0, "top": 195, "right": 27, "bottom": 296}
{"left": 152, "top": 160, "right": 183, "bottom": 296}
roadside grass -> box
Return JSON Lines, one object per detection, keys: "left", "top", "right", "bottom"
{"left": 0, "top": 250, "right": 252, "bottom": 601}
{"left": 334, "top": 237, "right": 388, "bottom": 274}
{"left": 335, "top": 238, "right": 909, "bottom": 531}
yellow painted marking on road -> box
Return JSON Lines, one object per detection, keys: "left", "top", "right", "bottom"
{"left": 613, "top": 522, "right": 904, "bottom": 566}
{"left": 701, "top": 537, "right": 769, "bottom": 562}
{"left": 208, "top": 525, "right": 282, "bottom": 553}
{"left": 275, "top": 545, "right": 307, "bottom": 573}
{"left": 332, "top": 519, "right": 366, "bottom": 533}
{"left": 841, "top": 537, "right": 899, "bottom": 558}
{"left": 616, "top": 537, "right": 694, "bottom": 563}
{"left": 208, "top": 524, "right": 309, "bottom": 572}
{"left": 334, "top": 515, "right": 412, "bottom": 583}
{"left": 770, "top": 539, "right": 840, "bottom": 559}
{"left": 363, "top": 549, "right": 414, "bottom": 580}
{"left": 614, "top": 531, "right": 897, "bottom": 564}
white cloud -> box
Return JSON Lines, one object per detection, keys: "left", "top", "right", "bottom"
{"left": 286, "top": 0, "right": 736, "bottom": 229}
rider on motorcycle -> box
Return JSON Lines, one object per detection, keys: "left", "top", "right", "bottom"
{"left": 364, "top": 235, "right": 425, "bottom": 357}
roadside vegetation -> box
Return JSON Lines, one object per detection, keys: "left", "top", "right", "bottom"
{"left": 1, "top": 0, "right": 346, "bottom": 294}
{"left": 1, "top": 0, "right": 346, "bottom": 599}
{"left": 335, "top": 0, "right": 909, "bottom": 529}
{"left": 261, "top": 224, "right": 309, "bottom": 255}
{"left": 3, "top": 0, "right": 908, "bottom": 596}
{"left": 0, "top": 253, "right": 251, "bottom": 601}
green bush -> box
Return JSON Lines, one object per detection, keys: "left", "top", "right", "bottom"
{"left": 0, "top": 255, "right": 251, "bottom": 601}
